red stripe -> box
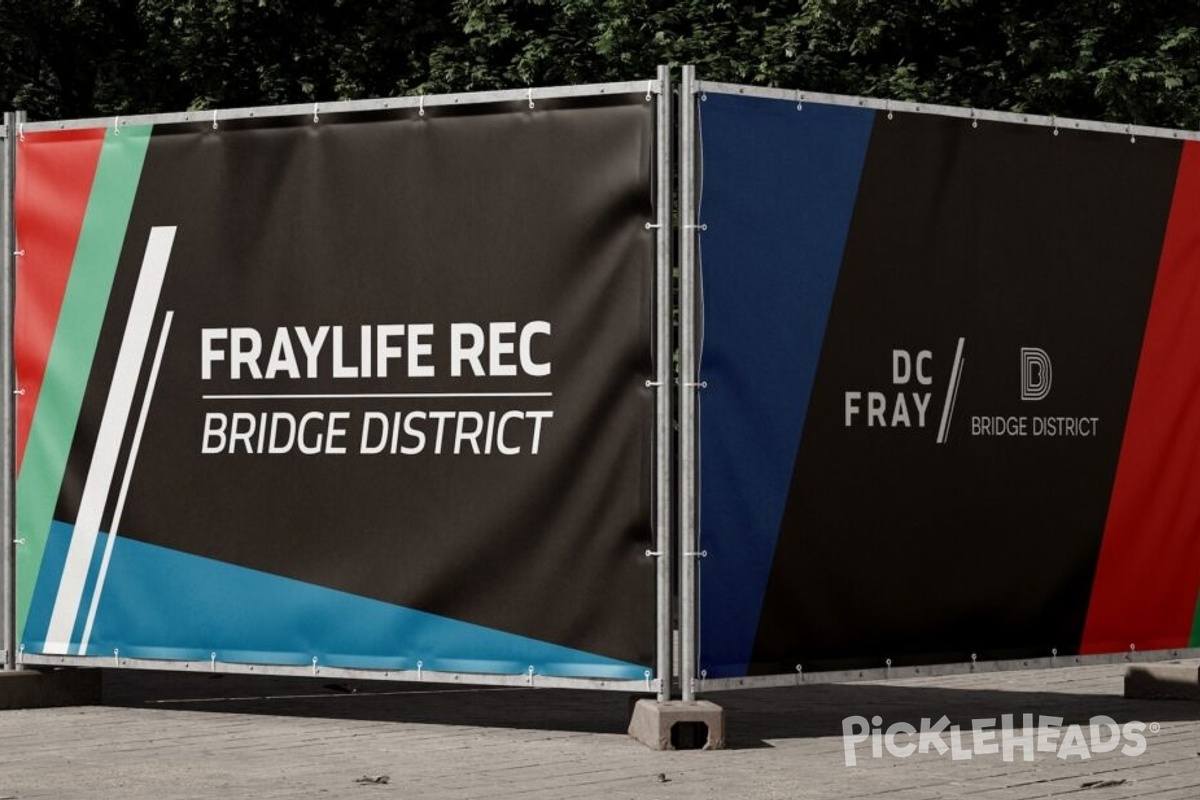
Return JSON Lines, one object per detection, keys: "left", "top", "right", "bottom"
{"left": 1081, "top": 141, "right": 1200, "bottom": 654}
{"left": 14, "top": 129, "right": 106, "bottom": 474}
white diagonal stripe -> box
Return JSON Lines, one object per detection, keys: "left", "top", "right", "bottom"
{"left": 43, "top": 226, "right": 176, "bottom": 654}
{"left": 78, "top": 310, "right": 175, "bottom": 655}
{"left": 936, "top": 337, "right": 966, "bottom": 445}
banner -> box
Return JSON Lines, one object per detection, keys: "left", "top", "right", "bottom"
{"left": 14, "top": 94, "right": 656, "bottom": 679}
{"left": 697, "top": 90, "right": 1200, "bottom": 678}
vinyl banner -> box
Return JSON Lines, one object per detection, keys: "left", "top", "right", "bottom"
{"left": 697, "top": 90, "right": 1200, "bottom": 678}
{"left": 14, "top": 94, "right": 656, "bottom": 679}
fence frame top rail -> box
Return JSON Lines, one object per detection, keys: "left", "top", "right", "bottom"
{"left": 19, "top": 81, "right": 664, "bottom": 133}
{"left": 696, "top": 81, "right": 1200, "bottom": 143}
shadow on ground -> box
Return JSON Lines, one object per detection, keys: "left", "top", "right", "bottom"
{"left": 96, "top": 668, "right": 1200, "bottom": 749}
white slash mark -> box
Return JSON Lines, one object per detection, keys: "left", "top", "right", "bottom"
{"left": 78, "top": 310, "right": 175, "bottom": 655}
{"left": 936, "top": 337, "right": 966, "bottom": 445}
{"left": 44, "top": 226, "right": 176, "bottom": 654}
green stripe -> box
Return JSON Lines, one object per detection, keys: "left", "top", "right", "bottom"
{"left": 1190, "top": 593, "right": 1200, "bottom": 647}
{"left": 15, "top": 125, "right": 152, "bottom": 642}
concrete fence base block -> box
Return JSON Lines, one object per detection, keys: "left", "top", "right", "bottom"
{"left": 0, "top": 669, "right": 102, "bottom": 710}
{"left": 1124, "top": 663, "right": 1200, "bottom": 702}
{"left": 628, "top": 698, "right": 725, "bottom": 750}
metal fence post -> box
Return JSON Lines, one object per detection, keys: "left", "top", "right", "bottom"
{"left": 1, "top": 111, "right": 21, "bottom": 670}
{"left": 653, "top": 64, "right": 674, "bottom": 702}
{"left": 677, "top": 66, "right": 699, "bottom": 701}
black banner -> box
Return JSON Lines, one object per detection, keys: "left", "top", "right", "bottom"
{"left": 22, "top": 95, "right": 656, "bottom": 677}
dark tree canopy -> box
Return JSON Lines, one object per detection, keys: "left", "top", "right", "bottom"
{"left": 2, "top": 0, "right": 1198, "bottom": 129}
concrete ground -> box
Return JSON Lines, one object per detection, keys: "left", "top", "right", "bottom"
{"left": 2, "top": 662, "right": 1199, "bottom": 799}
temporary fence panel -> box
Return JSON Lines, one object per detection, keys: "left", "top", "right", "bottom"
{"left": 9, "top": 82, "right": 668, "bottom": 689}
{"left": 689, "top": 81, "right": 1200, "bottom": 686}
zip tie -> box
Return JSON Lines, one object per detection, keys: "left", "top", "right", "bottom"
{"left": 113, "top": 648, "right": 120, "bottom": 667}
{"left": 311, "top": 655, "right": 319, "bottom": 674}
{"left": 13, "top": 388, "right": 26, "bottom": 396}
{"left": 113, "top": 116, "right": 121, "bottom": 136}
{"left": 419, "top": 95, "right": 425, "bottom": 117}
{"left": 313, "top": 103, "right": 320, "bottom": 124}
{"left": 970, "top": 109, "right": 978, "bottom": 129}
{"left": 644, "top": 670, "right": 653, "bottom": 691}
{"left": 646, "top": 80, "right": 653, "bottom": 102}
{"left": 13, "top": 249, "right": 25, "bottom": 257}
{"left": 643, "top": 222, "right": 662, "bottom": 229}
{"left": 18, "top": 644, "right": 25, "bottom": 665}
{"left": 1127, "top": 124, "right": 1136, "bottom": 144}
{"left": 527, "top": 88, "right": 535, "bottom": 109}
{"left": 796, "top": 90, "right": 803, "bottom": 112}
{"left": 17, "top": 122, "right": 24, "bottom": 141}
{"left": 211, "top": 651, "right": 217, "bottom": 671}
{"left": 526, "top": 665, "right": 535, "bottom": 684}
{"left": 685, "top": 549, "right": 708, "bottom": 558}
{"left": 13, "top": 537, "right": 26, "bottom": 546}
{"left": 644, "top": 380, "right": 663, "bottom": 388}
{"left": 645, "top": 549, "right": 663, "bottom": 557}
{"left": 212, "top": 110, "right": 218, "bottom": 130}
{"left": 417, "top": 660, "right": 423, "bottom": 680}
{"left": 684, "top": 380, "right": 708, "bottom": 389}
{"left": 1051, "top": 115, "right": 1059, "bottom": 136}
{"left": 886, "top": 99, "right": 893, "bottom": 121}
{"left": 684, "top": 222, "right": 708, "bottom": 231}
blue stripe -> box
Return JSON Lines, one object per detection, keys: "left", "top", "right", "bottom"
{"left": 25, "top": 531, "right": 647, "bottom": 680}
{"left": 697, "top": 93, "right": 875, "bottom": 677}
{"left": 21, "top": 520, "right": 75, "bottom": 651}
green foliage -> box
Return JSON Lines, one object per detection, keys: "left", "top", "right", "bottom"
{"left": 2, "top": 0, "right": 1198, "bottom": 128}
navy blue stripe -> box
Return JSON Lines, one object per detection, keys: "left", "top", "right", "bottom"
{"left": 697, "top": 93, "right": 874, "bottom": 677}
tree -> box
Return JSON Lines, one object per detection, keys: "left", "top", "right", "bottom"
{"left": 2, "top": 0, "right": 1198, "bottom": 129}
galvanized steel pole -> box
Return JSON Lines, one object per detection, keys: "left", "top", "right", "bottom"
{"left": 653, "top": 65, "right": 673, "bottom": 702}
{"left": 677, "top": 67, "right": 698, "bottom": 702}
{"left": 1, "top": 111, "right": 21, "bottom": 670}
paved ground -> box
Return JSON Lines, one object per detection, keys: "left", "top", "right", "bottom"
{"left": 2, "top": 662, "right": 1199, "bottom": 799}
